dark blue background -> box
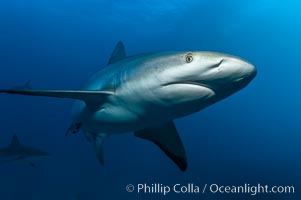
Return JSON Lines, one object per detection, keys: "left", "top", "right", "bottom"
{"left": 0, "top": 0, "right": 300, "bottom": 199}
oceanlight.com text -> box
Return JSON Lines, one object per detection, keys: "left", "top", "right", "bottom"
{"left": 125, "top": 183, "right": 295, "bottom": 196}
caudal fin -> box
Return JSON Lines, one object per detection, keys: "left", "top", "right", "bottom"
{"left": 93, "top": 133, "right": 107, "bottom": 165}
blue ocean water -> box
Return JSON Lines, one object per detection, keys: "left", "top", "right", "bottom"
{"left": 0, "top": 0, "right": 300, "bottom": 199}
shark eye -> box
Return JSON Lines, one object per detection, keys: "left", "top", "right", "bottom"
{"left": 185, "top": 53, "right": 193, "bottom": 63}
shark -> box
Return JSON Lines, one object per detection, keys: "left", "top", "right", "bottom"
{"left": 0, "top": 134, "right": 49, "bottom": 167}
{"left": 0, "top": 42, "right": 256, "bottom": 171}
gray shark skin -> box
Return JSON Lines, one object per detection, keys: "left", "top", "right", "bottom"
{"left": 0, "top": 42, "right": 256, "bottom": 171}
{"left": 0, "top": 134, "right": 48, "bottom": 166}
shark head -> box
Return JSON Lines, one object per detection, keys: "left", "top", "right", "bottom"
{"left": 144, "top": 51, "right": 257, "bottom": 116}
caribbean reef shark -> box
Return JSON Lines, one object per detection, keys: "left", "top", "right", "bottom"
{"left": 0, "top": 42, "right": 256, "bottom": 171}
{"left": 0, "top": 134, "right": 48, "bottom": 167}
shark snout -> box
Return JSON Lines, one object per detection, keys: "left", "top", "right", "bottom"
{"left": 220, "top": 56, "right": 257, "bottom": 84}
{"left": 197, "top": 55, "right": 257, "bottom": 96}
{"left": 239, "top": 59, "right": 256, "bottom": 80}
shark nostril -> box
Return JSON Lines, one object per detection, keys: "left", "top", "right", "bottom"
{"left": 217, "top": 59, "right": 224, "bottom": 72}
{"left": 210, "top": 59, "right": 224, "bottom": 69}
{"left": 218, "top": 59, "right": 224, "bottom": 66}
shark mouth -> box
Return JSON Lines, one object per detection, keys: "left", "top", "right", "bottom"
{"left": 161, "top": 81, "right": 216, "bottom": 100}
{"left": 164, "top": 81, "right": 216, "bottom": 93}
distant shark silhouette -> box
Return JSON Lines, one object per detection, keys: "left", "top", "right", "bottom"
{"left": 0, "top": 134, "right": 49, "bottom": 167}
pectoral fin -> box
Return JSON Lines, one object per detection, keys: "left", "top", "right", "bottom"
{"left": 135, "top": 121, "right": 187, "bottom": 171}
{"left": 0, "top": 89, "right": 114, "bottom": 105}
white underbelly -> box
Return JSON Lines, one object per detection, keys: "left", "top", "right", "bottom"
{"left": 81, "top": 104, "right": 171, "bottom": 134}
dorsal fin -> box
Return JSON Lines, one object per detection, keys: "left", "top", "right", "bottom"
{"left": 10, "top": 134, "right": 21, "bottom": 148}
{"left": 108, "top": 41, "right": 126, "bottom": 64}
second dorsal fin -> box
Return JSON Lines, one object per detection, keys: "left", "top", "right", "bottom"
{"left": 108, "top": 41, "right": 126, "bottom": 64}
